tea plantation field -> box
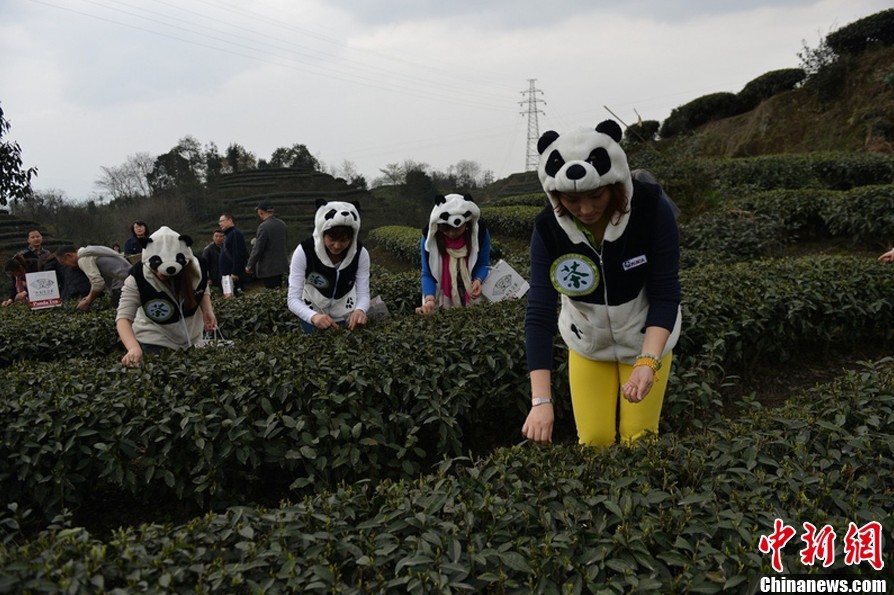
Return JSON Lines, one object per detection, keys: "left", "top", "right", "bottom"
{"left": 1, "top": 156, "right": 893, "bottom": 593}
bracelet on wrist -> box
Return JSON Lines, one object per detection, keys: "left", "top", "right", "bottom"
{"left": 634, "top": 353, "right": 661, "bottom": 372}
{"left": 531, "top": 397, "right": 552, "bottom": 407}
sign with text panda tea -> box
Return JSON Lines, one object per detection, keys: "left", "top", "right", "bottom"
{"left": 25, "top": 270, "right": 62, "bottom": 310}
{"left": 482, "top": 259, "right": 529, "bottom": 302}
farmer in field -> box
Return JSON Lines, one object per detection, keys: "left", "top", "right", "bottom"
{"left": 116, "top": 226, "right": 217, "bottom": 367}
{"left": 55, "top": 243, "right": 132, "bottom": 311}
{"left": 287, "top": 200, "right": 369, "bottom": 332}
{"left": 417, "top": 193, "right": 491, "bottom": 314}
{"left": 1, "top": 255, "right": 29, "bottom": 307}
{"left": 522, "top": 120, "right": 681, "bottom": 447}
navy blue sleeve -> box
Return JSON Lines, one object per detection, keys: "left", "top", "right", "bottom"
{"left": 645, "top": 194, "right": 681, "bottom": 330}
{"left": 525, "top": 227, "right": 560, "bottom": 372}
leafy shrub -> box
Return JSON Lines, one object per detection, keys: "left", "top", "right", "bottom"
{"left": 1, "top": 255, "right": 892, "bottom": 523}
{"left": 825, "top": 8, "right": 894, "bottom": 55}
{"left": 818, "top": 184, "right": 894, "bottom": 244}
{"left": 729, "top": 184, "right": 894, "bottom": 246}
{"left": 676, "top": 255, "right": 894, "bottom": 376}
{"left": 479, "top": 205, "right": 540, "bottom": 239}
{"left": 488, "top": 193, "right": 546, "bottom": 208}
{"left": 737, "top": 68, "right": 805, "bottom": 111}
{"left": 0, "top": 301, "right": 552, "bottom": 522}
{"left": 679, "top": 208, "right": 790, "bottom": 261}
{"left": 367, "top": 225, "right": 420, "bottom": 265}
{"left": 729, "top": 188, "right": 835, "bottom": 239}
{"left": 1, "top": 361, "right": 890, "bottom": 592}
{"left": 700, "top": 153, "right": 894, "bottom": 192}
{"left": 659, "top": 92, "right": 743, "bottom": 138}
{"left": 0, "top": 301, "right": 120, "bottom": 368}
{"left": 624, "top": 119, "right": 661, "bottom": 144}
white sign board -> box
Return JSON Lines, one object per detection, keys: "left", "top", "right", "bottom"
{"left": 25, "top": 270, "right": 62, "bottom": 310}
{"left": 481, "top": 259, "right": 529, "bottom": 302}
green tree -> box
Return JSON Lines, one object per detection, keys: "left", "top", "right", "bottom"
{"left": 269, "top": 144, "right": 319, "bottom": 171}
{"left": 225, "top": 143, "right": 257, "bottom": 173}
{"left": 0, "top": 103, "right": 38, "bottom": 206}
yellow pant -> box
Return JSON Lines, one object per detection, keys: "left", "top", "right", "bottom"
{"left": 568, "top": 350, "right": 673, "bottom": 447}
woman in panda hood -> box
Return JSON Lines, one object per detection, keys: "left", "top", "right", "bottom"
{"left": 287, "top": 200, "right": 370, "bottom": 331}
{"left": 522, "top": 120, "right": 681, "bottom": 447}
{"left": 116, "top": 226, "right": 217, "bottom": 367}
{"left": 417, "top": 193, "right": 491, "bottom": 314}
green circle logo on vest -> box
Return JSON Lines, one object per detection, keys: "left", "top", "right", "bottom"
{"left": 550, "top": 254, "right": 599, "bottom": 296}
{"left": 145, "top": 298, "right": 176, "bottom": 322}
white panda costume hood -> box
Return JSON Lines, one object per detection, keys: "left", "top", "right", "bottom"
{"left": 423, "top": 193, "right": 482, "bottom": 285}
{"left": 312, "top": 200, "right": 361, "bottom": 270}
{"left": 537, "top": 120, "right": 633, "bottom": 245}
{"left": 140, "top": 226, "right": 202, "bottom": 285}
{"left": 124, "top": 226, "right": 208, "bottom": 350}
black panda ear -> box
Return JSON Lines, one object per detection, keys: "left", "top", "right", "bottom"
{"left": 463, "top": 193, "right": 474, "bottom": 203}
{"left": 315, "top": 198, "right": 328, "bottom": 208}
{"left": 596, "top": 120, "right": 623, "bottom": 143}
{"left": 434, "top": 195, "right": 447, "bottom": 205}
{"left": 179, "top": 234, "right": 193, "bottom": 247}
{"left": 350, "top": 201, "right": 361, "bottom": 215}
{"left": 537, "top": 131, "right": 559, "bottom": 154}
{"left": 138, "top": 237, "right": 152, "bottom": 249}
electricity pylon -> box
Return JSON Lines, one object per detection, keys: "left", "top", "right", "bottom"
{"left": 520, "top": 79, "right": 546, "bottom": 172}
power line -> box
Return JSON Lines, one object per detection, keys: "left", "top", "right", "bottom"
{"left": 519, "top": 79, "right": 545, "bottom": 172}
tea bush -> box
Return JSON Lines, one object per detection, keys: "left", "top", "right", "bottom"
{"left": 730, "top": 184, "right": 894, "bottom": 246}
{"left": 488, "top": 193, "right": 546, "bottom": 207}
{"left": 1, "top": 360, "right": 890, "bottom": 592}
{"left": 1, "top": 255, "right": 892, "bottom": 525}
{"left": 679, "top": 208, "right": 789, "bottom": 262}
{"left": 367, "top": 225, "right": 420, "bottom": 266}
{"left": 702, "top": 152, "right": 894, "bottom": 192}
{"left": 479, "top": 205, "right": 540, "bottom": 238}
{"left": 737, "top": 68, "right": 805, "bottom": 112}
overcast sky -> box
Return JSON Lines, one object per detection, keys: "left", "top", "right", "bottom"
{"left": 1, "top": 0, "right": 890, "bottom": 200}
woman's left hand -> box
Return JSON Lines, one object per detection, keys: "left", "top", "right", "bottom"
{"left": 203, "top": 311, "right": 218, "bottom": 331}
{"left": 622, "top": 366, "right": 655, "bottom": 403}
{"left": 347, "top": 309, "right": 367, "bottom": 330}
{"left": 470, "top": 279, "right": 482, "bottom": 299}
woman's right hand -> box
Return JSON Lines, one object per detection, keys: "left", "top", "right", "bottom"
{"left": 121, "top": 346, "right": 143, "bottom": 367}
{"left": 312, "top": 313, "right": 340, "bottom": 330}
{"left": 522, "top": 402, "right": 554, "bottom": 444}
{"left": 415, "top": 296, "right": 436, "bottom": 315}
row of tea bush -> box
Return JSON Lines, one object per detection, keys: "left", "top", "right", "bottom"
{"left": 1, "top": 255, "right": 892, "bottom": 525}
{"left": 1, "top": 359, "right": 891, "bottom": 592}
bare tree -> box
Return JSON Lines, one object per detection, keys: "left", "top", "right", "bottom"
{"left": 94, "top": 152, "right": 154, "bottom": 201}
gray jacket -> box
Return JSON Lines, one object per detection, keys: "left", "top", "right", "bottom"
{"left": 247, "top": 216, "right": 289, "bottom": 279}
{"left": 78, "top": 246, "right": 132, "bottom": 294}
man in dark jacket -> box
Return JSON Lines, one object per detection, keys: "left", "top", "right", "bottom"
{"left": 246, "top": 200, "right": 289, "bottom": 289}
{"left": 201, "top": 229, "right": 225, "bottom": 290}
{"left": 218, "top": 213, "right": 248, "bottom": 295}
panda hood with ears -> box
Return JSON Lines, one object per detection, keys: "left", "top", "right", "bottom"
{"left": 140, "top": 226, "right": 200, "bottom": 279}
{"left": 537, "top": 120, "right": 633, "bottom": 243}
{"left": 312, "top": 200, "right": 361, "bottom": 269}
{"left": 424, "top": 193, "right": 483, "bottom": 277}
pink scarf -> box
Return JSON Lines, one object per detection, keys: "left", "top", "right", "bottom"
{"left": 439, "top": 235, "right": 469, "bottom": 306}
